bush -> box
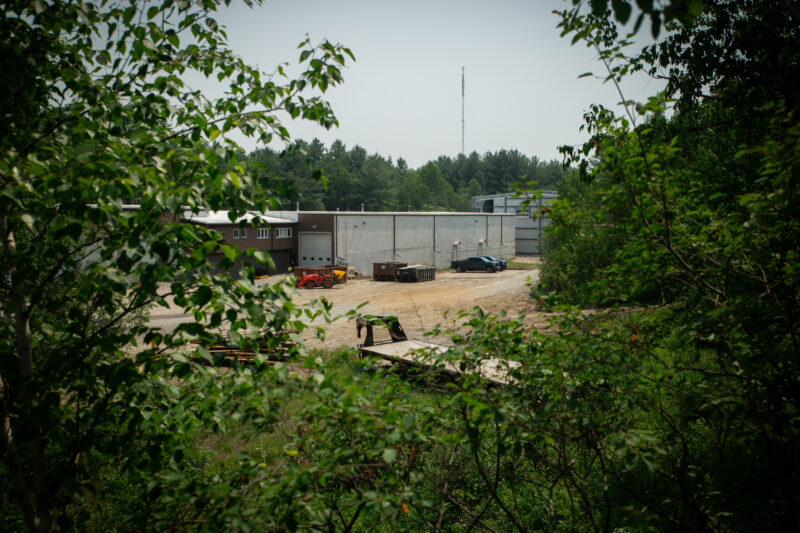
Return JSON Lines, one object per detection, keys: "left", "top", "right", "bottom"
{"left": 536, "top": 171, "right": 621, "bottom": 305}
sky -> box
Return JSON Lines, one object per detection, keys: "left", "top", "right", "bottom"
{"left": 207, "top": 0, "right": 663, "bottom": 169}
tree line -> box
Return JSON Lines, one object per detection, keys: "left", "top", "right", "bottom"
{"left": 242, "top": 140, "right": 563, "bottom": 212}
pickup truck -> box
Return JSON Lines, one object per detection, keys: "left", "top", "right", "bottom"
{"left": 451, "top": 256, "right": 501, "bottom": 273}
{"left": 481, "top": 256, "right": 507, "bottom": 271}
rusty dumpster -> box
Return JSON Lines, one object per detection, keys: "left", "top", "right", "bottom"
{"left": 372, "top": 262, "right": 408, "bottom": 281}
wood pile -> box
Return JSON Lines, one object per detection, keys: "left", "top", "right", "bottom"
{"left": 189, "top": 329, "right": 298, "bottom": 366}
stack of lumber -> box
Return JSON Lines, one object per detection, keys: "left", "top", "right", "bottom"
{"left": 189, "top": 330, "right": 297, "bottom": 366}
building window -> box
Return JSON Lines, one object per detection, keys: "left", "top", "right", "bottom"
{"left": 233, "top": 228, "right": 247, "bottom": 239}
{"left": 275, "top": 227, "right": 292, "bottom": 239}
{"left": 257, "top": 227, "right": 269, "bottom": 239}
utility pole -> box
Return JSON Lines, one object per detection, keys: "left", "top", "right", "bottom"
{"left": 461, "top": 67, "right": 465, "bottom": 154}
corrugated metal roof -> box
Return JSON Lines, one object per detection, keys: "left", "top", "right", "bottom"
{"left": 182, "top": 210, "right": 294, "bottom": 225}
{"left": 299, "top": 211, "right": 515, "bottom": 216}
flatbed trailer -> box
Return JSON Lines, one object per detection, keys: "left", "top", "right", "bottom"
{"left": 356, "top": 316, "right": 519, "bottom": 386}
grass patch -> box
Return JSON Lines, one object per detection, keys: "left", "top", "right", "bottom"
{"left": 507, "top": 260, "right": 540, "bottom": 270}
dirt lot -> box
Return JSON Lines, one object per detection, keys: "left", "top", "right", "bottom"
{"left": 147, "top": 257, "right": 550, "bottom": 351}
{"left": 286, "top": 257, "right": 548, "bottom": 350}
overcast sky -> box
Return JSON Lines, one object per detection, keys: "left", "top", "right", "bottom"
{"left": 208, "top": 0, "right": 662, "bottom": 168}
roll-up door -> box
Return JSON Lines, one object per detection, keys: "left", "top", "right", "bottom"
{"left": 298, "top": 232, "right": 332, "bottom": 266}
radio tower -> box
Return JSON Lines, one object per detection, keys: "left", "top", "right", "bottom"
{"left": 461, "top": 67, "right": 465, "bottom": 154}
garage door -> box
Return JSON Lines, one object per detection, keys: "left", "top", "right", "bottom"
{"left": 299, "top": 232, "right": 332, "bottom": 266}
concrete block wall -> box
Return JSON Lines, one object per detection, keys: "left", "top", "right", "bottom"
{"left": 334, "top": 213, "right": 515, "bottom": 274}
{"left": 394, "top": 215, "right": 435, "bottom": 265}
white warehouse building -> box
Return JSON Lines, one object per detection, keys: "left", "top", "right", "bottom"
{"left": 472, "top": 191, "right": 557, "bottom": 254}
{"left": 282, "top": 211, "right": 515, "bottom": 275}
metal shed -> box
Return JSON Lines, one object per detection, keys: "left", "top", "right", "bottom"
{"left": 472, "top": 191, "right": 557, "bottom": 255}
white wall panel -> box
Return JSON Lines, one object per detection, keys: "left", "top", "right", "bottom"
{"left": 332, "top": 213, "right": 516, "bottom": 274}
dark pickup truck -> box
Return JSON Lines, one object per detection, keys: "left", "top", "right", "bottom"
{"left": 451, "top": 256, "right": 501, "bottom": 273}
{"left": 481, "top": 256, "right": 507, "bottom": 270}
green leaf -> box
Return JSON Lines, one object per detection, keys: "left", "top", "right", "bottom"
{"left": 612, "top": 0, "right": 632, "bottom": 24}
{"left": 193, "top": 285, "right": 213, "bottom": 306}
{"left": 221, "top": 245, "right": 238, "bottom": 262}
{"left": 650, "top": 9, "right": 661, "bottom": 38}
{"left": 20, "top": 214, "right": 35, "bottom": 229}
{"left": 381, "top": 447, "right": 397, "bottom": 463}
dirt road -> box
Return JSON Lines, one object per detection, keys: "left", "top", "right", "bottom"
{"left": 291, "top": 258, "right": 545, "bottom": 350}
{"left": 147, "top": 258, "right": 547, "bottom": 351}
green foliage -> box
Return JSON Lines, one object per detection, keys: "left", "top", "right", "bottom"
{"left": 567, "top": 0, "right": 704, "bottom": 38}
{"left": 537, "top": 170, "right": 623, "bottom": 305}
{"left": 3, "top": 1, "right": 564, "bottom": 530}
{"left": 535, "top": 0, "right": 800, "bottom": 529}
{"left": 243, "top": 142, "right": 564, "bottom": 212}
{"left": 0, "top": 1, "right": 360, "bottom": 530}
{"left": 6, "top": 0, "right": 798, "bottom": 531}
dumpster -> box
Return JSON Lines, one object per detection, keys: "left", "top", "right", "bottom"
{"left": 372, "top": 262, "right": 408, "bottom": 281}
{"left": 396, "top": 265, "right": 436, "bottom": 282}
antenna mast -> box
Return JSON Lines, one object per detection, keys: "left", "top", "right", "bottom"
{"left": 461, "top": 67, "right": 465, "bottom": 154}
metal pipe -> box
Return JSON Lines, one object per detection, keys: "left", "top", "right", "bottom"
{"left": 433, "top": 215, "right": 436, "bottom": 266}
